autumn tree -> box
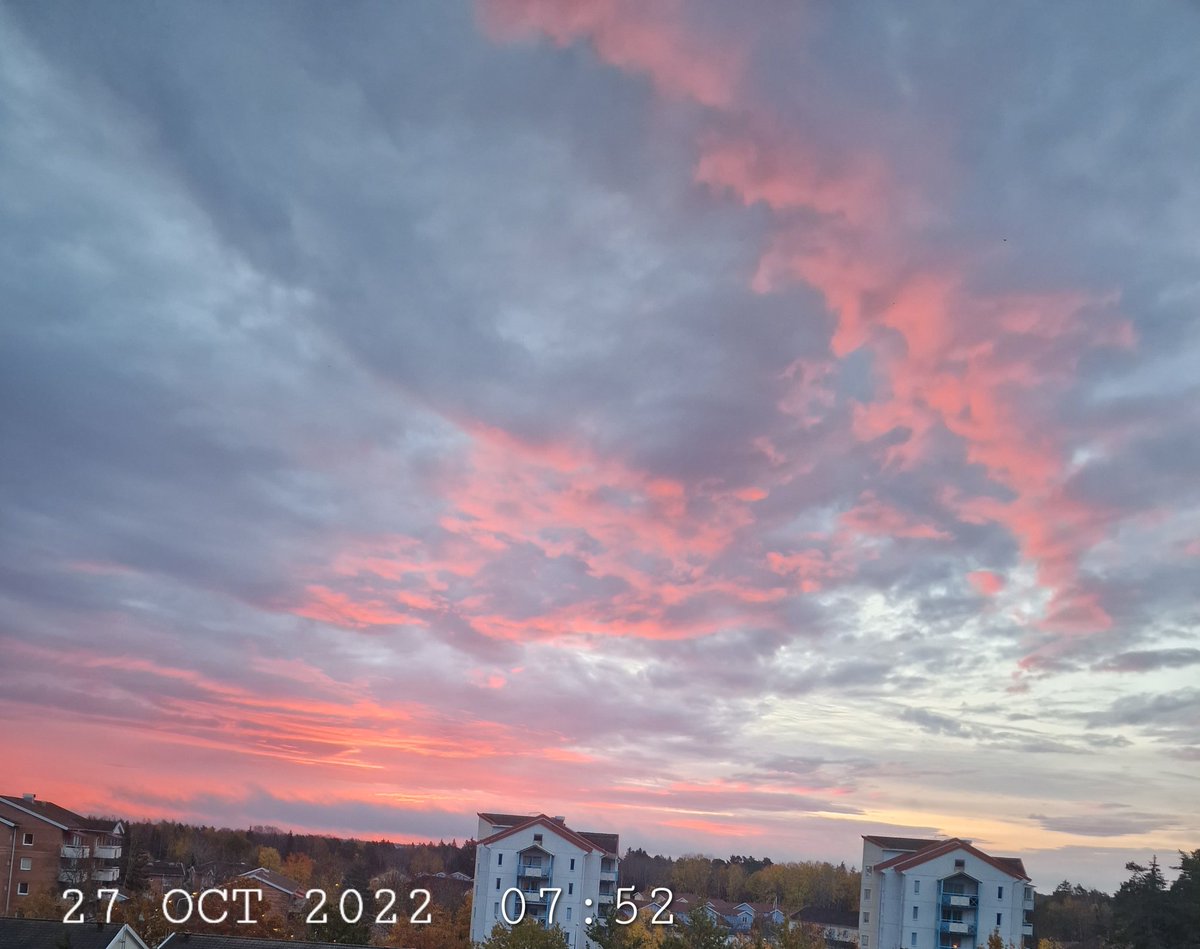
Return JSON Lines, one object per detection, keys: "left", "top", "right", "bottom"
{"left": 478, "top": 919, "right": 571, "bottom": 949}
{"left": 383, "top": 895, "right": 472, "bottom": 949}
{"left": 14, "top": 885, "right": 67, "bottom": 920}
{"left": 282, "top": 851, "right": 314, "bottom": 886}
{"left": 776, "top": 921, "right": 826, "bottom": 949}
{"left": 256, "top": 845, "right": 283, "bottom": 871}
{"left": 113, "top": 891, "right": 175, "bottom": 947}
{"left": 671, "top": 856, "right": 713, "bottom": 897}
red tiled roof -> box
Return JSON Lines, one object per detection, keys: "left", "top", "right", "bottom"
{"left": 478, "top": 813, "right": 600, "bottom": 852}
{"left": 877, "top": 838, "right": 1030, "bottom": 881}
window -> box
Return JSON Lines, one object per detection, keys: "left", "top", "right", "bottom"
{"left": 19, "top": 858, "right": 32, "bottom": 871}
{"left": 496, "top": 877, "right": 501, "bottom": 890}
{"left": 954, "top": 859, "right": 965, "bottom": 870}
{"left": 997, "top": 913, "right": 1002, "bottom": 927}
{"left": 494, "top": 902, "right": 500, "bottom": 917}
{"left": 17, "top": 883, "right": 29, "bottom": 896}
{"left": 22, "top": 833, "right": 33, "bottom": 846}
{"left": 864, "top": 888, "right": 871, "bottom": 900}
{"left": 912, "top": 906, "right": 919, "bottom": 920}
{"left": 911, "top": 932, "right": 916, "bottom": 946}
{"left": 914, "top": 880, "right": 920, "bottom": 895}
{"left": 498, "top": 853, "right": 503, "bottom": 866}
{"left": 862, "top": 937, "right": 869, "bottom": 948}
{"left": 565, "top": 907, "right": 572, "bottom": 921}
{"left": 997, "top": 886, "right": 1004, "bottom": 899}
{"left": 534, "top": 834, "right": 543, "bottom": 844}
{"left": 862, "top": 911, "right": 870, "bottom": 923}
{"left": 568, "top": 883, "right": 574, "bottom": 895}
{"left": 1025, "top": 886, "right": 1033, "bottom": 901}
{"left": 865, "top": 865, "right": 873, "bottom": 876}
{"left": 570, "top": 858, "right": 575, "bottom": 871}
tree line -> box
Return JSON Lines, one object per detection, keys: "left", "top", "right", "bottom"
{"left": 1034, "top": 851, "right": 1200, "bottom": 949}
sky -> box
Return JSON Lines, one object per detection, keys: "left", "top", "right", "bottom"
{"left": 1, "top": 0, "right": 1198, "bottom": 894}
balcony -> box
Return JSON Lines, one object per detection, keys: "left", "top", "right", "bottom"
{"left": 58, "top": 869, "right": 89, "bottom": 883}
{"left": 93, "top": 867, "right": 121, "bottom": 882}
{"left": 61, "top": 845, "right": 90, "bottom": 859}
{"left": 95, "top": 845, "right": 122, "bottom": 860}
{"left": 940, "top": 893, "right": 977, "bottom": 908}
{"left": 519, "top": 864, "right": 549, "bottom": 879}
{"left": 600, "top": 869, "right": 618, "bottom": 881}
{"left": 939, "top": 921, "right": 976, "bottom": 936}
{"left": 1022, "top": 923, "right": 1034, "bottom": 936}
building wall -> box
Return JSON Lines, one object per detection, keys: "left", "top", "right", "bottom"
{"left": 0, "top": 802, "right": 65, "bottom": 913}
{"left": 871, "top": 850, "right": 1031, "bottom": 949}
{"left": 861, "top": 840, "right": 922, "bottom": 949}
{"left": 470, "top": 822, "right": 609, "bottom": 949}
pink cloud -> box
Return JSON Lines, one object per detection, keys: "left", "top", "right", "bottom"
{"left": 477, "top": 0, "right": 741, "bottom": 108}
{"left": 967, "top": 570, "right": 1005, "bottom": 596}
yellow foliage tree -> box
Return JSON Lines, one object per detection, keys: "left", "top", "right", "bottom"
{"left": 256, "top": 845, "right": 283, "bottom": 871}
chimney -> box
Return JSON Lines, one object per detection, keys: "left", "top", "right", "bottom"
{"left": 22, "top": 793, "right": 35, "bottom": 802}
{"left": 552, "top": 816, "right": 565, "bottom": 823}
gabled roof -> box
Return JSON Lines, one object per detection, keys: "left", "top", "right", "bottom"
{"left": 0, "top": 795, "right": 90, "bottom": 830}
{"left": 477, "top": 813, "right": 599, "bottom": 852}
{"left": 862, "top": 834, "right": 941, "bottom": 852}
{"left": 0, "top": 916, "right": 149, "bottom": 949}
{"left": 479, "top": 812, "right": 541, "bottom": 827}
{"left": 579, "top": 831, "right": 620, "bottom": 856}
{"left": 238, "top": 867, "right": 304, "bottom": 895}
{"left": 80, "top": 816, "right": 125, "bottom": 834}
{"left": 876, "top": 838, "right": 1029, "bottom": 881}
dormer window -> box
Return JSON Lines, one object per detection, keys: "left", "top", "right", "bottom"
{"left": 534, "top": 833, "right": 543, "bottom": 844}
{"left": 954, "top": 859, "right": 965, "bottom": 870}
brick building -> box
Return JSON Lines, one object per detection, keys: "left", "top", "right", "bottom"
{"left": 0, "top": 793, "right": 125, "bottom": 914}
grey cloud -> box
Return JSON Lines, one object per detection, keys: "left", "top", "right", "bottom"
{"left": 1094, "top": 648, "right": 1200, "bottom": 674}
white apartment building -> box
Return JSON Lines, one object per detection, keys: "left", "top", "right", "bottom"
{"left": 470, "top": 812, "right": 620, "bottom": 949}
{"left": 859, "top": 836, "right": 1034, "bottom": 949}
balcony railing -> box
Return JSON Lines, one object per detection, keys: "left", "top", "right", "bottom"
{"left": 95, "top": 845, "right": 122, "bottom": 860}
{"left": 600, "top": 870, "right": 618, "bottom": 881}
{"left": 519, "top": 864, "right": 548, "bottom": 877}
{"left": 940, "top": 893, "right": 978, "bottom": 908}
{"left": 93, "top": 867, "right": 121, "bottom": 882}
{"left": 939, "top": 921, "right": 976, "bottom": 935}
{"left": 1022, "top": 923, "right": 1034, "bottom": 935}
{"left": 61, "top": 845, "right": 90, "bottom": 859}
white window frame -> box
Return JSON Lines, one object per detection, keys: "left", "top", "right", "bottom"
{"left": 22, "top": 833, "right": 33, "bottom": 846}
{"left": 19, "top": 858, "right": 32, "bottom": 871}
{"left": 17, "top": 883, "right": 29, "bottom": 896}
